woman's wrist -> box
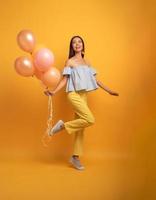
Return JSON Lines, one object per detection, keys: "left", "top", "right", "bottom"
{"left": 103, "top": 88, "right": 111, "bottom": 93}
{"left": 49, "top": 90, "right": 56, "bottom": 94}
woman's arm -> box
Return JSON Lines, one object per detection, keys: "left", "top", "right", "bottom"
{"left": 96, "top": 79, "right": 119, "bottom": 96}
{"left": 44, "top": 75, "right": 68, "bottom": 96}
{"left": 85, "top": 58, "right": 119, "bottom": 96}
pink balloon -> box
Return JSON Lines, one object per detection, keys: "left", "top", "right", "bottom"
{"left": 33, "top": 48, "right": 54, "bottom": 72}
{"left": 14, "top": 56, "right": 35, "bottom": 77}
{"left": 17, "top": 30, "right": 35, "bottom": 53}
{"left": 42, "top": 67, "right": 61, "bottom": 89}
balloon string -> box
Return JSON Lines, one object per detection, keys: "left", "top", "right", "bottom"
{"left": 45, "top": 95, "right": 53, "bottom": 136}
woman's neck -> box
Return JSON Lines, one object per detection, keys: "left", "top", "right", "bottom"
{"left": 74, "top": 52, "right": 83, "bottom": 59}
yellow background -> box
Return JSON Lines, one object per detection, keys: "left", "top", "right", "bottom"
{"left": 0, "top": 0, "right": 156, "bottom": 199}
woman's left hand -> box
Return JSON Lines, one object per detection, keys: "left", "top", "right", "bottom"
{"left": 109, "top": 91, "right": 119, "bottom": 96}
{"left": 44, "top": 90, "right": 55, "bottom": 96}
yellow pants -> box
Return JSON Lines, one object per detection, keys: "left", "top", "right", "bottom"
{"left": 64, "top": 91, "right": 95, "bottom": 156}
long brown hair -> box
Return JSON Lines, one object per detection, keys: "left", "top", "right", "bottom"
{"left": 68, "top": 35, "right": 85, "bottom": 58}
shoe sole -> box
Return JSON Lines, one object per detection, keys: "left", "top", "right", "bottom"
{"left": 69, "top": 159, "right": 85, "bottom": 170}
{"left": 49, "top": 120, "right": 64, "bottom": 136}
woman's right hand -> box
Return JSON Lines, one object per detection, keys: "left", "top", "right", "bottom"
{"left": 44, "top": 90, "right": 55, "bottom": 96}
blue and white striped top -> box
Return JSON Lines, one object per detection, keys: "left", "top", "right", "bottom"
{"left": 62, "top": 65, "right": 99, "bottom": 92}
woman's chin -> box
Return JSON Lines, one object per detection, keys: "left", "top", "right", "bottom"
{"left": 74, "top": 50, "right": 82, "bottom": 53}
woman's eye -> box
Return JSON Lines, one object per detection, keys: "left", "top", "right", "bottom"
{"left": 72, "top": 39, "right": 82, "bottom": 44}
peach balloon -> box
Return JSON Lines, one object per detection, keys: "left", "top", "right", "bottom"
{"left": 14, "top": 56, "right": 35, "bottom": 77}
{"left": 34, "top": 68, "right": 43, "bottom": 80}
{"left": 42, "top": 67, "right": 61, "bottom": 89}
{"left": 33, "top": 48, "right": 54, "bottom": 72}
{"left": 17, "top": 30, "right": 35, "bottom": 53}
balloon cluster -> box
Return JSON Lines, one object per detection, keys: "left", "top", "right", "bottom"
{"left": 14, "top": 30, "right": 61, "bottom": 90}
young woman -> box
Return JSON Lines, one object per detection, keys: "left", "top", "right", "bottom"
{"left": 43, "top": 35, "right": 119, "bottom": 170}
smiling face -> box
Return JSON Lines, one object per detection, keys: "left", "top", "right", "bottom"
{"left": 72, "top": 37, "right": 84, "bottom": 53}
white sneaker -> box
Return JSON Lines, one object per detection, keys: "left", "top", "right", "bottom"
{"left": 69, "top": 156, "right": 85, "bottom": 170}
{"left": 49, "top": 120, "right": 64, "bottom": 136}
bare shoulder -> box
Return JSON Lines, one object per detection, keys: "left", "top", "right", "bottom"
{"left": 84, "top": 58, "right": 91, "bottom": 66}
{"left": 64, "top": 58, "right": 73, "bottom": 67}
